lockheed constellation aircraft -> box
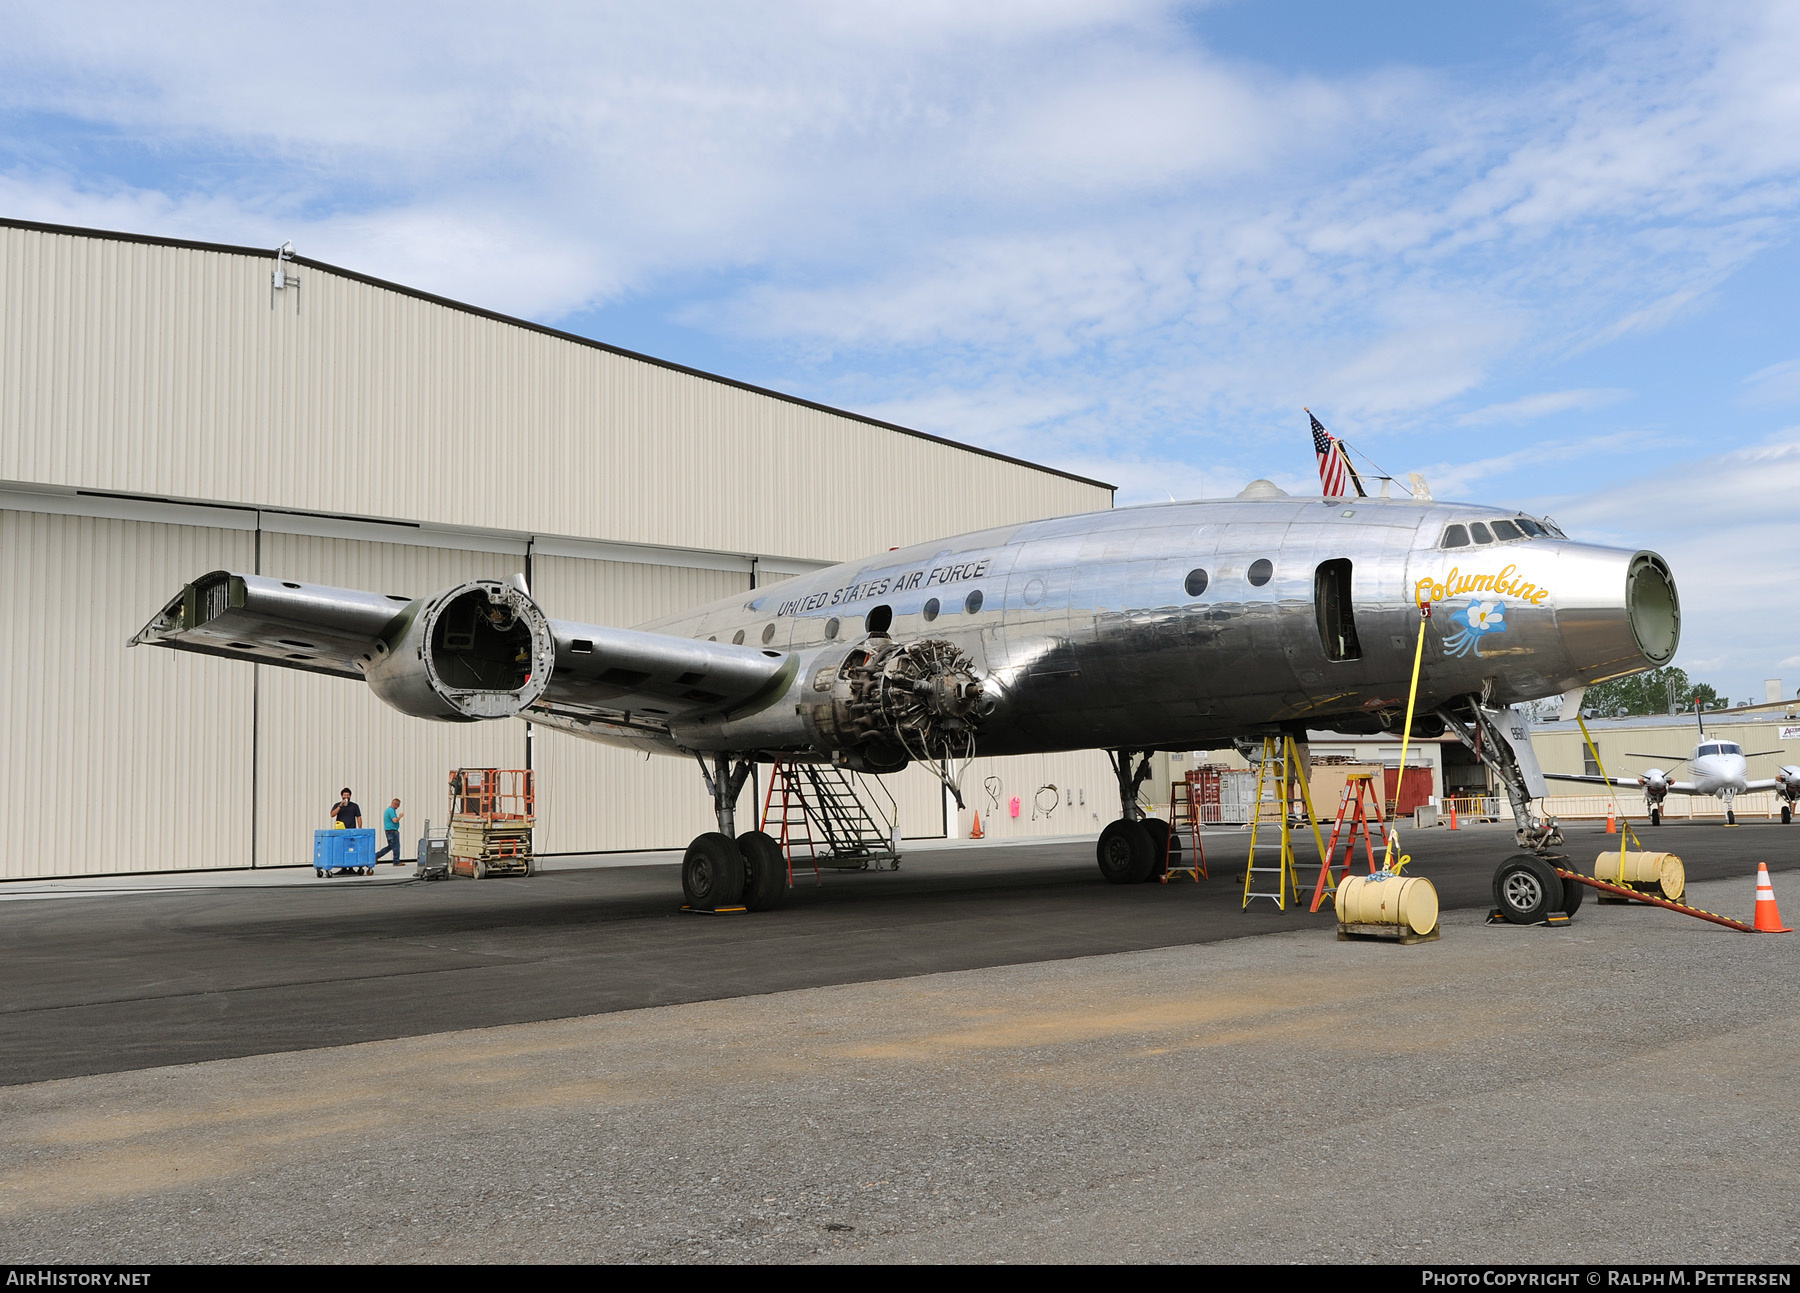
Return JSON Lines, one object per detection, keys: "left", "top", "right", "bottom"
{"left": 133, "top": 482, "right": 1679, "bottom": 921}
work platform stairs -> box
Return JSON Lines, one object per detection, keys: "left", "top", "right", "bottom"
{"left": 761, "top": 760, "right": 900, "bottom": 885}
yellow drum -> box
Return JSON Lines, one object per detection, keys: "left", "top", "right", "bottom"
{"left": 1336, "top": 873, "right": 1439, "bottom": 936}
{"left": 1592, "top": 850, "right": 1684, "bottom": 901}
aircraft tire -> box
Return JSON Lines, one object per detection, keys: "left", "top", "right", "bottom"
{"left": 1560, "top": 872, "right": 1585, "bottom": 917}
{"left": 1728, "top": 810, "right": 1737, "bottom": 826}
{"left": 1649, "top": 808, "right": 1661, "bottom": 826}
{"left": 683, "top": 832, "right": 746, "bottom": 908}
{"left": 737, "top": 830, "right": 788, "bottom": 912}
{"left": 1783, "top": 806, "right": 1792, "bottom": 825}
{"left": 1141, "top": 818, "right": 1176, "bottom": 880}
{"left": 1097, "top": 819, "right": 1155, "bottom": 885}
{"left": 1491, "top": 854, "right": 1563, "bottom": 925}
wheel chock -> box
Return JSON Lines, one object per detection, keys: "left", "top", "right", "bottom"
{"left": 1485, "top": 909, "right": 1571, "bottom": 928}
{"left": 679, "top": 904, "right": 749, "bottom": 915}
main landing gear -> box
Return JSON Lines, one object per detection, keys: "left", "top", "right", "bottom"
{"left": 684, "top": 755, "right": 788, "bottom": 911}
{"left": 1096, "top": 749, "right": 1176, "bottom": 884}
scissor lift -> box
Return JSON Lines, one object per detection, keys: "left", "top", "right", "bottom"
{"left": 448, "top": 767, "right": 535, "bottom": 878}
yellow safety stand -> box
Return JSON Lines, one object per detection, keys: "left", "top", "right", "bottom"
{"left": 1243, "top": 734, "right": 1328, "bottom": 910}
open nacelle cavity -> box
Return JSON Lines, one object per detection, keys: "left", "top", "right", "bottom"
{"left": 364, "top": 579, "right": 555, "bottom": 722}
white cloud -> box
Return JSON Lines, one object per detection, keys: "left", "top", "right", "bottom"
{"left": 1457, "top": 389, "right": 1631, "bottom": 426}
{"left": 1741, "top": 358, "right": 1800, "bottom": 407}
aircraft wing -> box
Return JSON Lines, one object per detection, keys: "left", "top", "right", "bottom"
{"left": 1542, "top": 772, "right": 1638, "bottom": 789}
{"left": 1745, "top": 778, "right": 1782, "bottom": 793}
{"left": 132, "top": 570, "right": 796, "bottom": 728}
{"left": 129, "top": 571, "right": 410, "bottom": 681}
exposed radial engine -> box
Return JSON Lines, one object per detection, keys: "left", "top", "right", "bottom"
{"left": 801, "top": 637, "right": 987, "bottom": 773}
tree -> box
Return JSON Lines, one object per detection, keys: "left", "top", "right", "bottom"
{"left": 1581, "top": 666, "right": 1722, "bottom": 718}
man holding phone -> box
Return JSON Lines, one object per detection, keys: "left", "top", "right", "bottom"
{"left": 329, "top": 788, "right": 362, "bottom": 830}
{"left": 377, "top": 798, "right": 405, "bottom": 864}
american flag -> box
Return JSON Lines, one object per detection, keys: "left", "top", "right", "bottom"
{"left": 1309, "top": 409, "right": 1363, "bottom": 498}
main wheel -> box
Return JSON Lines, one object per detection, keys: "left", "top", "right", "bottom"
{"left": 1783, "top": 806, "right": 1792, "bottom": 825}
{"left": 1492, "top": 854, "right": 1564, "bottom": 924}
{"left": 1141, "top": 819, "right": 1176, "bottom": 881}
{"left": 737, "top": 830, "right": 788, "bottom": 912}
{"left": 1649, "top": 807, "right": 1661, "bottom": 826}
{"left": 1727, "top": 809, "right": 1737, "bottom": 825}
{"left": 683, "top": 832, "right": 746, "bottom": 908}
{"left": 1096, "top": 819, "right": 1155, "bottom": 885}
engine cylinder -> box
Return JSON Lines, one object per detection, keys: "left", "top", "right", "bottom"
{"left": 799, "top": 637, "right": 986, "bottom": 766}
{"left": 364, "top": 579, "right": 555, "bottom": 721}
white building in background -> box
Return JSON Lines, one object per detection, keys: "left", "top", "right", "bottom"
{"left": 0, "top": 218, "right": 1116, "bottom": 881}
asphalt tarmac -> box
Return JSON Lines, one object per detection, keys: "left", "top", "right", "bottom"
{"left": 2, "top": 869, "right": 1795, "bottom": 1265}
{"left": 1, "top": 819, "right": 1792, "bottom": 1086}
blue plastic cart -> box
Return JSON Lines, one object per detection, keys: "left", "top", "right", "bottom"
{"left": 314, "top": 828, "right": 379, "bottom": 877}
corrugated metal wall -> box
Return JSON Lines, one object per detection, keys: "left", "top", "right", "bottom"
{"left": 0, "top": 223, "right": 1109, "bottom": 562}
{"left": 530, "top": 554, "right": 750, "bottom": 852}
{"left": 0, "top": 221, "right": 1119, "bottom": 880}
{"left": 252, "top": 533, "right": 528, "bottom": 867}
{"left": 0, "top": 510, "right": 254, "bottom": 877}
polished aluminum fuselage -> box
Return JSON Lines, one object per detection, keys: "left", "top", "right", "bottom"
{"left": 559, "top": 496, "right": 1664, "bottom": 760}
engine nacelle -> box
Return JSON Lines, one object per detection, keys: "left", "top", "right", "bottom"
{"left": 798, "top": 637, "right": 987, "bottom": 768}
{"left": 1638, "top": 768, "right": 1672, "bottom": 802}
{"left": 1777, "top": 766, "right": 1800, "bottom": 803}
{"left": 363, "top": 579, "right": 555, "bottom": 722}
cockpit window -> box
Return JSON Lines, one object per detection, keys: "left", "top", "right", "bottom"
{"left": 1540, "top": 517, "right": 1567, "bottom": 538}
{"left": 1515, "top": 517, "right": 1543, "bottom": 537}
{"left": 1699, "top": 743, "right": 1720, "bottom": 757}
{"left": 1721, "top": 742, "right": 1742, "bottom": 756}
{"left": 1469, "top": 522, "right": 1494, "bottom": 544}
{"left": 1490, "top": 518, "right": 1522, "bottom": 541}
{"left": 1441, "top": 524, "right": 1470, "bottom": 548}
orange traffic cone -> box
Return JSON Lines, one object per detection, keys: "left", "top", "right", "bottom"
{"left": 969, "top": 811, "right": 984, "bottom": 840}
{"left": 1449, "top": 802, "right": 1458, "bottom": 831}
{"left": 1754, "top": 863, "right": 1792, "bottom": 932}
{"left": 1606, "top": 806, "right": 1617, "bottom": 834}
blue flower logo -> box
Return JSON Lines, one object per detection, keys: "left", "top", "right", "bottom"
{"left": 1441, "top": 597, "right": 1507, "bottom": 658}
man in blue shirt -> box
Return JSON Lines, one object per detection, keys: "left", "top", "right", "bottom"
{"left": 376, "top": 798, "right": 405, "bottom": 864}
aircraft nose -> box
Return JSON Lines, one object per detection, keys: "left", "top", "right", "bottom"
{"left": 1552, "top": 548, "right": 1680, "bottom": 682}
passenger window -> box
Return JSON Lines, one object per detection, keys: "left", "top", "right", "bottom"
{"left": 922, "top": 598, "right": 940, "bottom": 622}
{"left": 1470, "top": 522, "right": 1494, "bottom": 544}
{"left": 1247, "top": 558, "right": 1274, "bottom": 587}
{"left": 1441, "top": 525, "right": 1470, "bottom": 548}
{"left": 964, "top": 589, "right": 984, "bottom": 615}
{"left": 1184, "top": 568, "right": 1209, "bottom": 596}
{"left": 1314, "top": 559, "right": 1362, "bottom": 661}
{"left": 1490, "top": 519, "right": 1522, "bottom": 541}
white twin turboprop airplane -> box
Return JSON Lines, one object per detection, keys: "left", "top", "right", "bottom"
{"left": 1545, "top": 705, "right": 1800, "bottom": 826}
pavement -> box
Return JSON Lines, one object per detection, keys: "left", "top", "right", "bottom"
{"left": 1, "top": 868, "right": 1796, "bottom": 1264}
{"left": 0, "top": 820, "right": 1795, "bottom": 1263}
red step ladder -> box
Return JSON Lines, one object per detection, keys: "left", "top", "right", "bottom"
{"left": 1310, "top": 772, "right": 1389, "bottom": 912}
{"left": 1159, "top": 774, "right": 1208, "bottom": 882}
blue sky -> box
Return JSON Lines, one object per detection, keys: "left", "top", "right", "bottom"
{"left": 4, "top": 1, "right": 1799, "bottom": 703}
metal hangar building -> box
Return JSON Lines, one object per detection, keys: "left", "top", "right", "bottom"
{"left": 0, "top": 218, "right": 1115, "bottom": 881}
